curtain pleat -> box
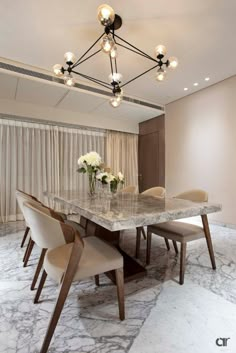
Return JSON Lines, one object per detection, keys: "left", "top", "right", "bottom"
{"left": 106, "top": 130, "right": 138, "bottom": 188}
{"left": 0, "top": 119, "right": 137, "bottom": 223}
{"left": 0, "top": 119, "right": 105, "bottom": 222}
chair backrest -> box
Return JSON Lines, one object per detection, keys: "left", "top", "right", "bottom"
{"left": 16, "top": 190, "right": 42, "bottom": 224}
{"left": 120, "top": 185, "right": 136, "bottom": 194}
{"left": 23, "top": 202, "right": 77, "bottom": 249}
{"left": 142, "top": 186, "right": 166, "bottom": 198}
{"left": 175, "top": 189, "right": 208, "bottom": 202}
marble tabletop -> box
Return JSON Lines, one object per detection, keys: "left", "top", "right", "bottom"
{"left": 45, "top": 190, "right": 222, "bottom": 232}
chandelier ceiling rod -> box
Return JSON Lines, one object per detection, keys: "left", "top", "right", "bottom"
{"left": 53, "top": 4, "right": 178, "bottom": 108}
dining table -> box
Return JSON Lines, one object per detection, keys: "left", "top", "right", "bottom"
{"left": 44, "top": 190, "right": 222, "bottom": 282}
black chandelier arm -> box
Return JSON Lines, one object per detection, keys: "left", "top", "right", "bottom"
{"left": 73, "top": 49, "right": 102, "bottom": 67}
{"left": 115, "top": 42, "right": 158, "bottom": 63}
{"left": 72, "top": 32, "right": 105, "bottom": 68}
{"left": 113, "top": 33, "right": 157, "bottom": 63}
{"left": 71, "top": 70, "right": 111, "bottom": 90}
{"left": 120, "top": 64, "right": 159, "bottom": 89}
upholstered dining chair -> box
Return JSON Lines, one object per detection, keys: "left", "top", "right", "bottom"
{"left": 146, "top": 189, "right": 216, "bottom": 285}
{"left": 16, "top": 190, "right": 86, "bottom": 290}
{"left": 15, "top": 190, "right": 41, "bottom": 249}
{"left": 23, "top": 202, "right": 125, "bottom": 353}
{"left": 16, "top": 190, "right": 66, "bottom": 262}
{"left": 120, "top": 185, "right": 137, "bottom": 193}
{"left": 135, "top": 186, "right": 167, "bottom": 258}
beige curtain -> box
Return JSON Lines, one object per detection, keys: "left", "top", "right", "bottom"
{"left": 0, "top": 118, "right": 105, "bottom": 222}
{"left": 106, "top": 130, "right": 138, "bottom": 188}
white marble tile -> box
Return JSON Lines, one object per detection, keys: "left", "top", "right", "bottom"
{"left": 0, "top": 222, "right": 236, "bottom": 352}
{"left": 129, "top": 279, "right": 236, "bottom": 353}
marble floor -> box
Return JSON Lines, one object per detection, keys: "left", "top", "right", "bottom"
{"left": 0, "top": 221, "right": 236, "bottom": 353}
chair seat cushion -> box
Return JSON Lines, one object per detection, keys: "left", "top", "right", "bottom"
{"left": 44, "top": 236, "right": 123, "bottom": 283}
{"left": 148, "top": 221, "right": 204, "bottom": 242}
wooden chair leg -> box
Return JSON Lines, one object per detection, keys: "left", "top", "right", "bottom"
{"left": 179, "top": 243, "right": 187, "bottom": 285}
{"left": 141, "top": 226, "right": 146, "bottom": 240}
{"left": 115, "top": 268, "right": 125, "bottom": 321}
{"left": 95, "top": 275, "right": 100, "bottom": 286}
{"left": 34, "top": 270, "right": 48, "bottom": 304}
{"left": 164, "top": 238, "right": 170, "bottom": 251}
{"left": 23, "top": 239, "right": 35, "bottom": 267}
{"left": 31, "top": 249, "right": 47, "bottom": 290}
{"left": 172, "top": 240, "right": 179, "bottom": 254}
{"left": 39, "top": 239, "right": 82, "bottom": 353}
{"left": 201, "top": 214, "right": 216, "bottom": 270}
{"left": 135, "top": 228, "right": 141, "bottom": 258}
{"left": 23, "top": 237, "right": 31, "bottom": 262}
{"left": 146, "top": 230, "right": 152, "bottom": 265}
{"left": 21, "top": 227, "right": 30, "bottom": 248}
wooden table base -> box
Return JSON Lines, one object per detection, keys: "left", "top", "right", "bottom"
{"left": 106, "top": 247, "right": 147, "bottom": 284}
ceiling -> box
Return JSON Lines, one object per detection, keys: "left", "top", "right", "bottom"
{"left": 0, "top": 69, "right": 163, "bottom": 123}
{"left": 1, "top": 0, "right": 236, "bottom": 105}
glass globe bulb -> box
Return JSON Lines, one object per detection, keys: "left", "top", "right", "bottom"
{"left": 156, "top": 68, "right": 166, "bottom": 82}
{"left": 97, "top": 4, "right": 115, "bottom": 26}
{"left": 155, "top": 44, "right": 167, "bottom": 57}
{"left": 64, "top": 52, "right": 76, "bottom": 65}
{"left": 53, "top": 64, "right": 63, "bottom": 77}
{"left": 100, "top": 35, "right": 115, "bottom": 53}
{"left": 169, "top": 56, "right": 178, "bottom": 69}
{"left": 64, "top": 75, "right": 75, "bottom": 87}
{"left": 110, "top": 96, "right": 122, "bottom": 108}
{"left": 110, "top": 46, "right": 118, "bottom": 59}
{"left": 108, "top": 72, "right": 122, "bottom": 83}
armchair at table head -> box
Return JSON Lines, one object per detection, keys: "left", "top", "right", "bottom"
{"left": 120, "top": 185, "right": 137, "bottom": 194}
{"left": 141, "top": 186, "right": 166, "bottom": 198}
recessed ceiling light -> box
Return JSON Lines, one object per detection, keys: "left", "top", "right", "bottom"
{"left": 184, "top": 87, "right": 188, "bottom": 91}
{"left": 205, "top": 77, "right": 210, "bottom": 81}
{"left": 193, "top": 82, "right": 199, "bottom": 86}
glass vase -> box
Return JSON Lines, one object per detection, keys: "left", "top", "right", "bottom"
{"left": 110, "top": 181, "right": 118, "bottom": 194}
{"left": 88, "top": 172, "right": 96, "bottom": 196}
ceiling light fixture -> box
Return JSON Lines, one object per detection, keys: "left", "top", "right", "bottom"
{"left": 193, "top": 82, "right": 199, "bottom": 86}
{"left": 205, "top": 77, "right": 210, "bottom": 81}
{"left": 53, "top": 4, "right": 178, "bottom": 107}
{"left": 184, "top": 87, "right": 188, "bottom": 91}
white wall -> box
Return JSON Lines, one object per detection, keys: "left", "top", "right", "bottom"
{"left": 166, "top": 75, "right": 236, "bottom": 226}
{"left": 0, "top": 98, "right": 139, "bottom": 134}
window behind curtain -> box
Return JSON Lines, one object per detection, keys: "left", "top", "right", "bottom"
{"left": 0, "top": 119, "right": 105, "bottom": 222}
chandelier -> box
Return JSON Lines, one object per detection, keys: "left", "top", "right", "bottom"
{"left": 53, "top": 4, "right": 178, "bottom": 107}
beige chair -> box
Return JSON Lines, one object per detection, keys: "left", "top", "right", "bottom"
{"left": 16, "top": 190, "right": 85, "bottom": 290}
{"left": 120, "top": 185, "right": 137, "bottom": 193}
{"left": 141, "top": 186, "right": 166, "bottom": 198}
{"left": 23, "top": 202, "right": 125, "bottom": 353}
{"left": 16, "top": 190, "right": 40, "bottom": 249}
{"left": 135, "top": 186, "right": 167, "bottom": 258}
{"left": 146, "top": 189, "right": 216, "bottom": 284}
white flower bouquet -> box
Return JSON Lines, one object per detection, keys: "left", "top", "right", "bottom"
{"left": 96, "top": 170, "right": 125, "bottom": 193}
{"left": 77, "top": 151, "right": 102, "bottom": 195}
